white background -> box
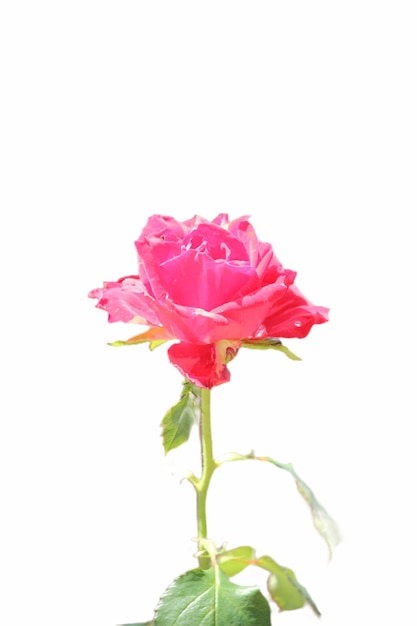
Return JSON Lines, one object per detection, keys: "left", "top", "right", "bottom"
{"left": 1, "top": 2, "right": 416, "bottom": 625}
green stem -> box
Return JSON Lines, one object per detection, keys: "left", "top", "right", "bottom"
{"left": 196, "top": 387, "right": 216, "bottom": 569}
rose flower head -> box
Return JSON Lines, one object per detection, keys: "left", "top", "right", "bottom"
{"left": 89, "top": 214, "right": 329, "bottom": 388}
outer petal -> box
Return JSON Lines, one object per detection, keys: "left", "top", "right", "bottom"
{"left": 168, "top": 340, "right": 240, "bottom": 388}
{"left": 88, "top": 277, "right": 162, "bottom": 327}
{"left": 208, "top": 276, "right": 292, "bottom": 340}
{"left": 136, "top": 236, "right": 181, "bottom": 299}
{"left": 148, "top": 273, "right": 292, "bottom": 343}
{"left": 257, "top": 285, "right": 329, "bottom": 339}
{"left": 148, "top": 296, "right": 230, "bottom": 343}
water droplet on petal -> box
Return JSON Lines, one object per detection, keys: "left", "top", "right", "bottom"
{"left": 294, "top": 321, "right": 302, "bottom": 327}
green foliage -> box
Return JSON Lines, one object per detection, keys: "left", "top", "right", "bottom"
{"left": 217, "top": 545, "right": 255, "bottom": 576}
{"left": 258, "top": 555, "right": 321, "bottom": 616}
{"left": 296, "top": 476, "right": 341, "bottom": 558}
{"left": 259, "top": 457, "right": 340, "bottom": 557}
{"left": 217, "top": 544, "right": 320, "bottom": 617}
{"left": 160, "top": 380, "right": 201, "bottom": 454}
{"left": 118, "top": 623, "right": 153, "bottom": 626}
{"left": 241, "top": 338, "right": 301, "bottom": 360}
{"left": 153, "top": 568, "right": 271, "bottom": 626}
{"left": 216, "top": 452, "right": 340, "bottom": 557}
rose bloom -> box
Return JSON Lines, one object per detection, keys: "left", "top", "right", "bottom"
{"left": 89, "top": 214, "right": 328, "bottom": 388}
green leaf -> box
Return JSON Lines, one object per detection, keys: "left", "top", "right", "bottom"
{"left": 296, "top": 476, "right": 341, "bottom": 558}
{"left": 269, "top": 461, "right": 340, "bottom": 558}
{"left": 154, "top": 568, "right": 271, "bottom": 626}
{"left": 257, "top": 555, "right": 320, "bottom": 616}
{"left": 266, "top": 460, "right": 340, "bottom": 557}
{"left": 217, "top": 545, "right": 255, "bottom": 577}
{"left": 118, "top": 622, "right": 153, "bottom": 626}
{"left": 160, "top": 380, "right": 201, "bottom": 454}
{"left": 256, "top": 456, "right": 341, "bottom": 558}
{"left": 215, "top": 451, "right": 340, "bottom": 558}
{"left": 241, "top": 338, "right": 301, "bottom": 360}
{"left": 109, "top": 327, "right": 168, "bottom": 350}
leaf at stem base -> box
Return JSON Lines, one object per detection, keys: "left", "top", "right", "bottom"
{"left": 118, "top": 622, "right": 153, "bottom": 625}
{"left": 154, "top": 568, "right": 271, "bottom": 626}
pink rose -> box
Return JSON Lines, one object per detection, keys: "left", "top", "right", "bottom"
{"left": 89, "top": 214, "right": 329, "bottom": 388}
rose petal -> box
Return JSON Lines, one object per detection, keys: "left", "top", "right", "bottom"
{"left": 88, "top": 277, "right": 162, "bottom": 326}
{"left": 137, "top": 221, "right": 257, "bottom": 309}
{"left": 148, "top": 274, "right": 291, "bottom": 344}
{"left": 160, "top": 250, "right": 258, "bottom": 309}
{"left": 227, "top": 217, "right": 259, "bottom": 266}
{"left": 182, "top": 222, "right": 249, "bottom": 262}
{"left": 136, "top": 237, "right": 182, "bottom": 298}
{"left": 258, "top": 285, "right": 330, "bottom": 339}
{"left": 139, "top": 215, "right": 191, "bottom": 241}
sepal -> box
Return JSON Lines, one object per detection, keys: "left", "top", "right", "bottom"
{"left": 108, "top": 327, "right": 169, "bottom": 350}
{"left": 242, "top": 338, "right": 301, "bottom": 360}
